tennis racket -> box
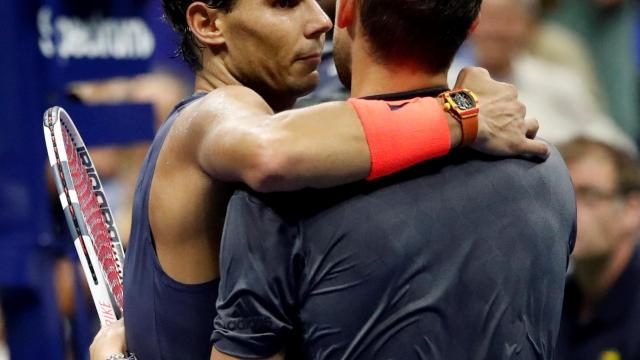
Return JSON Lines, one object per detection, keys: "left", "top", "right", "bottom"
{"left": 43, "top": 106, "right": 125, "bottom": 327}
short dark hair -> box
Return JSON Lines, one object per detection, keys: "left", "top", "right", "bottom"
{"left": 359, "top": 0, "right": 481, "bottom": 72}
{"left": 162, "top": 0, "right": 236, "bottom": 71}
{"left": 559, "top": 137, "right": 640, "bottom": 197}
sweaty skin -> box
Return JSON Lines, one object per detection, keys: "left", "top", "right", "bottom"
{"left": 152, "top": 0, "right": 546, "bottom": 285}
{"left": 90, "top": 0, "right": 546, "bottom": 357}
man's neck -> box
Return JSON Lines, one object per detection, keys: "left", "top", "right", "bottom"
{"left": 194, "top": 56, "right": 296, "bottom": 112}
{"left": 194, "top": 56, "right": 242, "bottom": 93}
{"left": 349, "top": 43, "right": 449, "bottom": 98}
{"left": 574, "top": 239, "right": 635, "bottom": 315}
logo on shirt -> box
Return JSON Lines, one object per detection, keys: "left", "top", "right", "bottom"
{"left": 218, "top": 316, "right": 274, "bottom": 332}
{"left": 37, "top": 6, "right": 155, "bottom": 60}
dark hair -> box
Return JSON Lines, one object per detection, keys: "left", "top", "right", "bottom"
{"left": 162, "top": 0, "right": 236, "bottom": 71}
{"left": 359, "top": 0, "right": 481, "bottom": 72}
{"left": 559, "top": 137, "right": 640, "bottom": 197}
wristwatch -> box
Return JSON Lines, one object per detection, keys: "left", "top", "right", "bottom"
{"left": 438, "top": 89, "right": 480, "bottom": 147}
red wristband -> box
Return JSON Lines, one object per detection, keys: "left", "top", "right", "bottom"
{"left": 348, "top": 97, "right": 451, "bottom": 180}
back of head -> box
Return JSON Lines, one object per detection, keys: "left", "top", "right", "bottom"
{"left": 162, "top": 0, "right": 235, "bottom": 71}
{"left": 359, "top": 0, "right": 481, "bottom": 72}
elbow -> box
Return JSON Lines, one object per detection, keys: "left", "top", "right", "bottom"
{"left": 243, "top": 135, "right": 295, "bottom": 193}
{"left": 244, "top": 163, "right": 287, "bottom": 193}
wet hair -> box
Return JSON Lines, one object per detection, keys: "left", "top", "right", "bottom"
{"left": 162, "top": 0, "right": 236, "bottom": 71}
{"left": 358, "top": 0, "right": 482, "bottom": 72}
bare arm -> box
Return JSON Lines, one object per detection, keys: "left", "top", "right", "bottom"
{"left": 194, "top": 67, "right": 547, "bottom": 192}
{"left": 211, "top": 347, "right": 284, "bottom": 360}
{"left": 194, "top": 86, "right": 377, "bottom": 191}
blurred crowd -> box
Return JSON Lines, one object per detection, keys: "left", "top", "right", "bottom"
{"left": 0, "top": 0, "right": 190, "bottom": 358}
{"left": 0, "top": 0, "right": 639, "bottom": 359}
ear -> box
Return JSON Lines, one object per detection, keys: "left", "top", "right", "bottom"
{"left": 468, "top": 13, "right": 480, "bottom": 35}
{"left": 186, "top": 2, "right": 226, "bottom": 47}
{"left": 336, "top": 0, "right": 357, "bottom": 29}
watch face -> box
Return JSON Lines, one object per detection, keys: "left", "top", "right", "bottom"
{"left": 451, "top": 91, "right": 475, "bottom": 111}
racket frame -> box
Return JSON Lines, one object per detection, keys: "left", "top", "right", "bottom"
{"left": 43, "top": 106, "right": 125, "bottom": 327}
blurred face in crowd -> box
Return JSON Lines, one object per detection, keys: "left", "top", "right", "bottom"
{"left": 215, "top": 0, "right": 332, "bottom": 97}
{"left": 472, "top": 0, "right": 532, "bottom": 77}
{"left": 568, "top": 149, "right": 635, "bottom": 261}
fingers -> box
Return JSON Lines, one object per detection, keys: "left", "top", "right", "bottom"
{"left": 524, "top": 118, "right": 539, "bottom": 139}
{"left": 517, "top": 138, "right": 550, "bottom": 159}
{"left": 456, "top": 66, "right": 549, "bottom": 159}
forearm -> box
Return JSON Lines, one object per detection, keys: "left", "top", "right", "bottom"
{"left": 258, "top": 101, "right": 371, "bottom": 191}
{"left": 252, "top": 99, "right": 460, "bottom": 191}
{"left": 197, "top": 102, "right": 369, "bottom": 192}
{"left": 198, "top": 87, "right": 459, "bottom": 192}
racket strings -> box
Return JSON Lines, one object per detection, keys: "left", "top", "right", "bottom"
{"left": 61, "top": 125, "right": 125, "bottom": 310}
{"left": 47, "top": 118, "right": 100, "bottom": 287}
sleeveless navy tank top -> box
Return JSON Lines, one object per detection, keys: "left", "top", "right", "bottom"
{"left": 124, "top": 93, "right": 218, "bottom": 360}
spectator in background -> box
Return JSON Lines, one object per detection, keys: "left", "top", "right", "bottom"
{"left": 548, "top": 0, "right": 639, "bottom": 140}
{"left": 458, "top": 0, "right": 637, "bottom": 155}
{"left": 557, "top": 137, "right": 640, "bottom": 359}
{"left": 526, "top": 0, "right": 605, "bottom": 109}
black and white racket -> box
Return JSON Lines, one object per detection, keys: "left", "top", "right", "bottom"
{"left": 43, "top": 106, "right": 125, "bottom": 327}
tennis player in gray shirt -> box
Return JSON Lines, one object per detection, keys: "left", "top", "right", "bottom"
{"left": 211, "top": 0, "right": 576, "bottom": 359}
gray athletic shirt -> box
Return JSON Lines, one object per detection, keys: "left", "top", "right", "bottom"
{"left": 212, "top": 87, "right": 577, "bottom": 360}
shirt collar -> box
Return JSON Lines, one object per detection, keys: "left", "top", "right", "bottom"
{"left": 361, "top": 86, "right": 450, "bottom": 101}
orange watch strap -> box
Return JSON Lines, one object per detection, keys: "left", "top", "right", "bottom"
{"left": 439, "top": 89, "right": 479, "bottom": 147}
{"left": 460, "top": 115, "right": 478, "bottom": 147}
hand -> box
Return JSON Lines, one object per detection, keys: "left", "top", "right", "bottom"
{"left": 89, "top": 318, "right": 127, "bottom": 360}
{"left": 454, "top": 67, "right": 549, "bottom": 158}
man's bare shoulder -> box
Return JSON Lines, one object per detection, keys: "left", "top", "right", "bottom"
{"left": 170, "top": 86, "right": 273, "bottom": 140}
{"left": 195, "top": 86, "right": 274, "bottom": 121}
